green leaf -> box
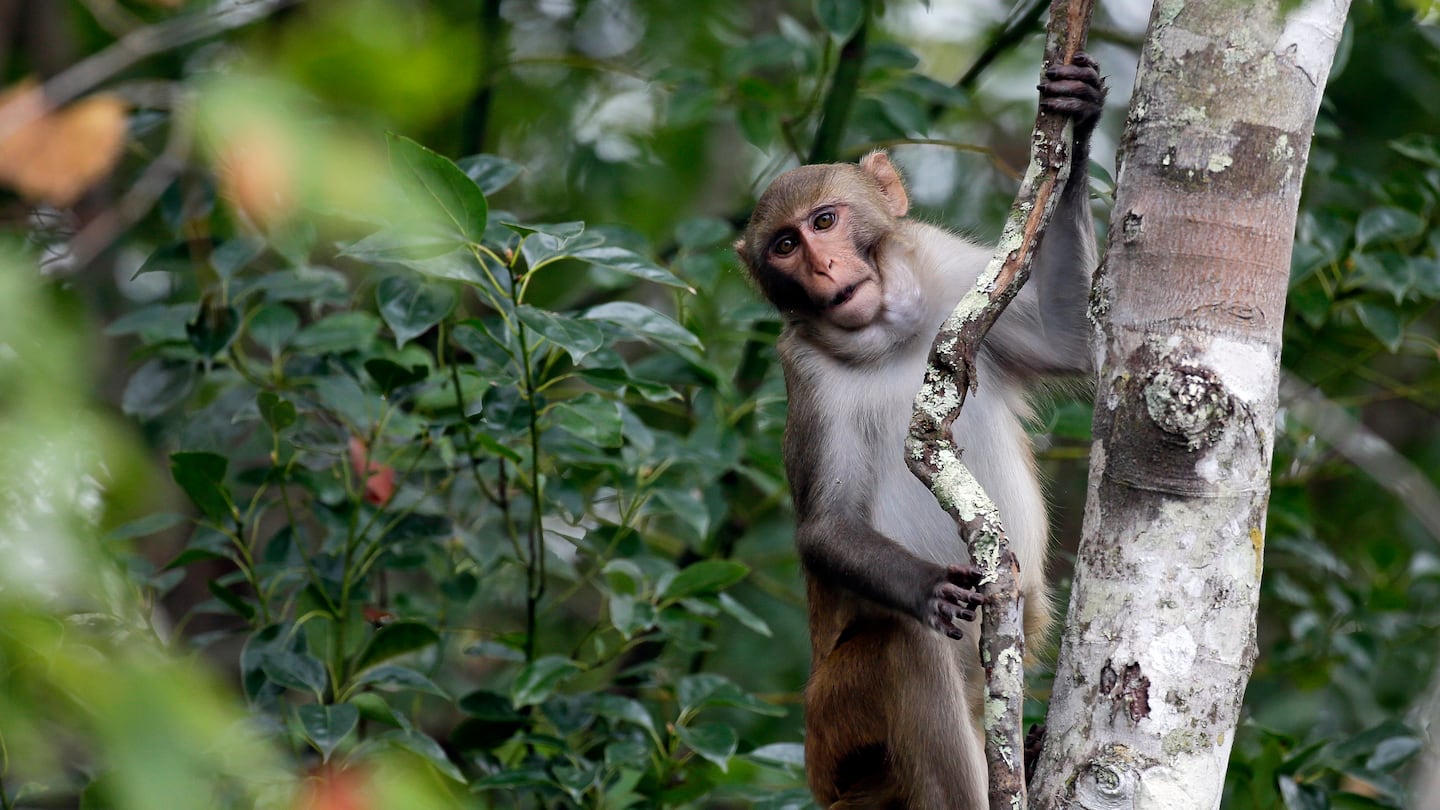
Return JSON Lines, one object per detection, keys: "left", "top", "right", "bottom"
{"left": 570, "top": 246, "right": 691, "bottom": 291}
{"left": 388, "top": 133, "right": 489, "bottom": 244}
{"left": 291, "top": 312, "right": 380, "bottom": 354}
{"left": 379, "top": 729, "right": 466, "bottom": 783}
{"left": 506, "top": 220, "right": 586, "bottom": 242}
{"left": 122, "top": 359, "right": 195, "bottom": 419}
{"left": 607, "top": 594, "right": 655, "bottom": 639}
{"left": 1355, "top": 206, "right": 1425, "bottom": 248}
{"left": 674, "top": 217, "right": 733, "bottom": 250}
{"left": 1366, "top": 736, "right": 1422, "bottom": 771}
{"left": 650, "top": 488, "right": 710, "bottom": 543}
{"left": 207, "top": 580, "right": 255, "bottom": 620}
{"left": 548, "top": 393, "right": 623, "bottom": 447}
{"left": 592, "top": 694, "right": 657, "bottom": 738}
{"left": 661, "top": 560, "right": 749, "bottom": 601}
{"left": 186, "top": 304, "right": 240, "bottom": 358}
{"left": 342, "top": 228, "right": 463, "bottom": 264}
{"left": 257, "top": 391, "right": 297, "bottom": 432}
{"left": 393, "top": 248, "right": 492, "bottom": 287}
{"left": 354, "top": 664, "right": 451, "bottom": 699}
{"left": 601, "top": 560, "right": 646, "bottom": 596}
{"left": 169, "top": 451, "right": 234, "bottom": 522}
{"left": 517, "top": 305, "right": 605, "bottom": 364}
{"left": 248, "top": 304, "right": 299, "bottom": 356}
{"left": 350, "top": 692, "right": 404, "bottom": 727}
{"left": 260, "top": 650, "right": 329, "bottom": 697}
{"left": 746, "top": 742, "right": 806, "bottom": 769}
{"left": 678, "top": 673, "right": 785, "bottom": 717}
{"left": 1350, "top": 252, "right": 1415, "bottom": 303}
{"left": 364, "top": 358, "right": 429, "bottom": 394}
{"left": 377, "top": 275, "right": 457, "bottom": 347}
{"left": 717, "top": 592, "right": 772, "bottom": 637}
{"left": 211, "top": 237, "right": 265, "bottom": 280}
{"left": 583, "top": 302, "right": 703, "bottom": 352}
{"left": 676, "top": 723, "right": 738, "bottom": 772}
{"left": 458, "top": 154, "right": 523, "bottom": 194}
{"left": 1355, "top": 301, "right": 1404, "bottom": 352}
{"left": 248, "top": 266, "right": 350, "bottom": 304}
{"left": 354, "top": 621, "right": 441, "bottom": 673}
{"left": 511, "top": 655, "right": 581, "bottom": 707}
{"left": 105, "top": 303, "right": 192, "bottom": 342}
{"left": 1391, "top": 133, "right": 1440, "bottom": 167}
{"left": 105, "top": 512, "right": 187, "bottom": 542}
{"left": 298, "top": 703, "right": 358, "bottom": 761}
{"left": 814, "top": 0, "right": 865, "bottom": 39}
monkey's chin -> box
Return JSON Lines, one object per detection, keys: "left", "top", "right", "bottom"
{"left": 826, "top": 280, "right": 883, "bottom": 329}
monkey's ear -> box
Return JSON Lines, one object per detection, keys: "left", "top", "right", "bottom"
{"left": 859, "top": 150, "right": 909, "bottom": 218}
{"left": 733, "top": 238, "right": 748, "bottom": 259}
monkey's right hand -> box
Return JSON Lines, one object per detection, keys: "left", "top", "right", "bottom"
{"left": 926, "top": 564, "right": 987, "bottom": 640}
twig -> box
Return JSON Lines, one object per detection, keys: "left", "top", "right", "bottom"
{"left": 65, "top": 87, "right": 194, "bottom": 271}
{"left": 2, "top": 0, "right": 296, "bottom": 143}
{"left": 807, "top": 0, "right": 872, "bottom": 165}
{"left": 904, "top": 0, "right": 1095, "bottom": 806}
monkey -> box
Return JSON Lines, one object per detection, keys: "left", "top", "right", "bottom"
{"left": 735, "top": 55, "right": 1105, "bottom": 809}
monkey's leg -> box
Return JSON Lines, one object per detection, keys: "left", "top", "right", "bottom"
{"left": 804, "top": 616, "right": 899, "bottom": 808}
{"left": 885, "top": 624, "right": 988, "bottom": 810}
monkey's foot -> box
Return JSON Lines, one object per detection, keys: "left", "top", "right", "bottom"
{"left": 1024, "top": 723, "right": 1046, "bottom": 784}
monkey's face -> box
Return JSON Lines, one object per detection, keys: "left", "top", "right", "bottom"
{"left": 739, "top": 157, "right": 909, "bottom": 331}
{"left": 759, "top": 202, "right": 884, "bottom": 330}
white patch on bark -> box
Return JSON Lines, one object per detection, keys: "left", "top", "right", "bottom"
{"left": 1201, "top": 338, "right": 1274, "bottom": 403}
{"left": 1148, "top": 626, "right": 1198, "bottom": 680}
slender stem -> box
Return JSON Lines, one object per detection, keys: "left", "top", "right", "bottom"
{"left": 807, "top": 0, "right": 872, "bottom": 165}
{"left": 461, "top": 0, "right": 507, "bottom": 154}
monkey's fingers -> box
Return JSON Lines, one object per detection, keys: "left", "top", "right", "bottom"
{"left": 936, "top": 582, "right": 984, "bottom": 616}
{"left": 942, "top": 564, "right": 987, "bottom": 600}
{"left": 1044, "top": 63, "right": 1101, "bottom": 86}
{"left": 1038, "top": 79, "right": 1105, "bottom": 105}
{"left": 943, "top": 562, "right": 982, "bottom": 585}
{"left": 928, "top": 609, "right": 967, "bottom": 640}
{"left": 1039, "top": 94, "right": 1105, "bottom": 124}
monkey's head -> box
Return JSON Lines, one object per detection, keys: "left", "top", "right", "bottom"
{"left": 736, "top": 151, "right": 910, "bottom": 330}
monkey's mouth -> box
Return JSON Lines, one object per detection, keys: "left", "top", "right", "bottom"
{"left": 828, "top": 282, "right": 864, "bottom": 308}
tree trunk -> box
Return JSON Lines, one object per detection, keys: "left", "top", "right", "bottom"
{"left": 1031, "top": 1, "right": 1350, "bottom": 807}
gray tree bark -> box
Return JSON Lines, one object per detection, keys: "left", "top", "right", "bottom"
{"left": 1030, "top": 1, "right": 1350, "bottom": 807}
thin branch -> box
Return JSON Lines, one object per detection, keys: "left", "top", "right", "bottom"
{"left": 905, "top": 0, "right": 1095, "bottom": 806}
{"left": 65, "top": 87, "right": 193, "bottom": 271}
{"left": 807, "top": 0, "right": 872, "bottom": 165}
{"left": 2, "top": 0, "right": 296, "bottom": 142}
{"left": 461, "top": 0, "right": 508, "bottom": 155}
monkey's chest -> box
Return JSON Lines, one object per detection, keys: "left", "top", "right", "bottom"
{"left": 871, "top": 463, "right": 967, "bottom": 566}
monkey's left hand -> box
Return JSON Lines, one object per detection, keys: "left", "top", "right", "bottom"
{"left": 927, "top": 564, "right": 987, "bottom": 640}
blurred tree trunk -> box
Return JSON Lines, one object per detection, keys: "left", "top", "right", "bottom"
{"left": 1031, "top": 1, "right": 1350, "bottom": 806}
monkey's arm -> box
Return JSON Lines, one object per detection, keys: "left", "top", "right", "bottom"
{"left": 795, "top": 513, "right": 984, "bottom": 639}
{"left": 987, "top": 54, "right": 1105, "bottom": 378}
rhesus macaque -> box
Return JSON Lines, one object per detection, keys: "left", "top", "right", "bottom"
{"left": 735, "top": 55, "right": 1105, "bottom": 809}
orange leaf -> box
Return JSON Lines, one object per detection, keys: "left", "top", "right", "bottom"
{"left": 295, "top": 765, "right": 371, "bottom": 810}
{"left": 348, "top": 436, "right": 396, "bottom": 506}
{"left": 216, "top": 124, "right": 297, "bottom": 226}
{"left": 0, "top": 80, "right": 129, "bottom": 206}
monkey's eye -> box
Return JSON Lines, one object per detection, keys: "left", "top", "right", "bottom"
{"left": 813, "top": 210, "right": 837, "bottom": 231}
{"left": 772, "top": 234, "right": 799, "bottom": 257}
